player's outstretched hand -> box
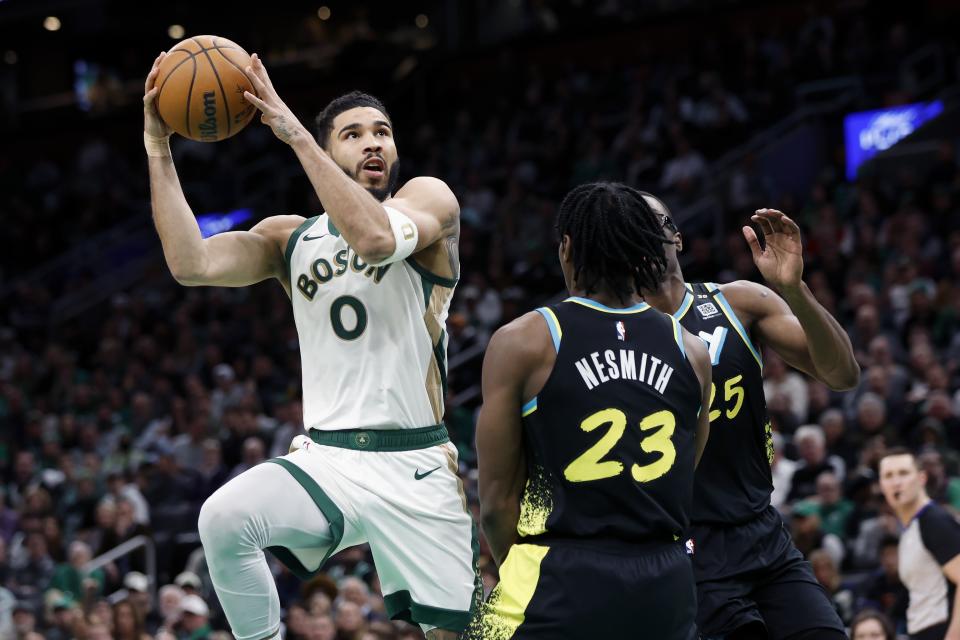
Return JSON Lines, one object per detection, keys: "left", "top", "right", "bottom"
{"left": 143, "top": 52, "right": 173, "bottom": 138}
{"left": 742, "top": 208, "right": 803, "bottom": 290}
{"left": 242, "top": 53, "right": 308, "bottom": 146}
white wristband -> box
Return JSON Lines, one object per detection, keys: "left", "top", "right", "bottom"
{"left": 367, "top": 206, "right": 420, "bottom": 266}
{"left": 144, "top": 132, "right": 172, "bottom": 158}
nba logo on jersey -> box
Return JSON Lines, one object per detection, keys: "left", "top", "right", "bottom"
{"left": 696, "top": 302, "right": 720, "bottom": 319}
{"left": 616, "top": 321, "right": 626, "bottom": 341}
{"left": 685, "top": 538, "right": 695, "bottom": 555}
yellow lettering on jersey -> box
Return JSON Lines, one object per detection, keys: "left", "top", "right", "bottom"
{"left": 563, "top": 408, "right": 679, "bottom": 485}
{"left": 563, "top": 409, "right": 625, "bottom": 482}
{"left": 724, "top": 375, "right": 744, "bottom": 419}
{"left": 631, "top": 410, "right": 677, "bottom": 483}
{"left": 706, "top": 375, "right": 746, "bottom": 423}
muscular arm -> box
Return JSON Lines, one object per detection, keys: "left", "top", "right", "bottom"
{"left": 723, "top": 281, "right": 859, "bottom": 390}
{"left": 289, "top": 136, "right": 459, "bottom": 263}
{"left": 737, "top": 208, "right": 859, "bottom": 390}
{"left": 476, "top": 312, "right": 552, "bottom": 567}
{"left": 149, "top": 155, "right": 299, "bottom": 288}
{"left": 242, "top": 54, "right": 458, "bottom": 266}
{"left": 682, "top": 329, "right": 712, "bottom": 467}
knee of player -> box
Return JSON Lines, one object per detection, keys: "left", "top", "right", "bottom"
{"left": 198, "top": 492, "right": 253, "bottom": 548}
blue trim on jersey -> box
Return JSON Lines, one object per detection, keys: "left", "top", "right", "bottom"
{"left": 670, "top": 316, "right": 687, "bottom": 360}
{"left": 565, "top": 297, "right": 650, "bottom": 314}
{"left": 713, "top": 289, "right": 763, "bottom": 371}
{"left": 521, "top": 397, "right": 538, "bottom": 417}
{"left": 536, "top": 307, "right": 562, "bottom": 352}
{"left": 673, "top": 290, "right": 694, "bottom": 319}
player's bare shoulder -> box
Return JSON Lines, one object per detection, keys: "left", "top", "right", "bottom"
{"left": 485, "top": 310, "right": 557, "bottom": 396}
{"left": 394, "top": 176, "right": 460, "bottom": 223}
{"left": 249, "top": 214, "right": 308, "bottom": 285}
{"left": 251, "top": 214, "right": 308, "bottom": 246}
{"left": 716, "top": 280, "right": 782, "bottom": 326}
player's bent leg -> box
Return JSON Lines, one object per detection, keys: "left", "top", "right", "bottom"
{"left": 749, "top": 548, "right": 844, "bottom": 640}
{"left": 198, "top": 460, "right": 335, "bottom": 640}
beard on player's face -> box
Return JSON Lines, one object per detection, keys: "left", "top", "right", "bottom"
{"left": 337, "top": 158, "right": 401, "bottom": 202}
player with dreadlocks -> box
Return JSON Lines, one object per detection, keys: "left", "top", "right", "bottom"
{"left": 465, "top": 182, "right": 711, "bottom": 639}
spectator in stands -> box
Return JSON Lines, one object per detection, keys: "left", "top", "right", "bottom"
{"left": 113, "top": 597, "right": 151, "bottom": 640}
{"left": 850, "top": 609, "right": 896, "bottom": 640}
{"left": 8, "top": 532, "right": 54, "bottom": 611}
{"left": 226, "top": 437, "right": 266, "bottom": 481}
{"left": 334, "top": 599, "right": 366, "bottom": 638}
{"left": 820, "top": 408, "right": 856, "bottom": 471}
{"left": 305, "top": 614, "right": 336, "bottom": 640}
{"left": 197, "top": 439, "right": 229, "bottom": 501}
{"left": 122, "top": 571, "right": 152, "bottom": 626}
{"left": 0, "top": 489, "right": 18, "bottom": 544}
{"left": 178, "top": 594, "right": 212, "bottom": 640}
{"left": 810, "top": 549, "right": 855, "bottom": 625}
{"left": 793, "top": 471, "right": 853, "bottom": 538}
{"left": 46, "top": 597, "right": 80, "bottom": 640}
{"left": 771, "top": 432, "right": 796, "bottom": 511}
{"left": 11, "top": 600, "right": 37, "bottom": 638}
{"left": 284, "top": 602, "right": 310, "bottom": 640}
{"left": 789, "top": 425, "right": 845, "bottom": 501}
{"left": 48, "top": 540, "right": 104, "bottom": 602}
{"left": 764, "top": 351, "right": 809, "bottom": 425}
{"left": 154, "top": 584, "right": 184, "bottom": 634}
{"left": 861, "top": 535, "right": 908, "bottom": 628}
{"left": 919, "top": 450, "right": 960, "bottom": 512}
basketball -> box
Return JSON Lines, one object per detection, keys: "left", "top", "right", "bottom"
{"left": 154, "top": 35, "right": 257, "bottom": 142}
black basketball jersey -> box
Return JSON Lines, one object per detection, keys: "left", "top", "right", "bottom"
{"left": 675, "top": 282, "right": 773, "bottom": 525}
{"left": 517, "top": 296, "right": 702, "bottom": 545}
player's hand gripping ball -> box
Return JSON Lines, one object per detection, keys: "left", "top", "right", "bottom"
{"left": 153, "top": 35, "right": 258, "bottom": 142}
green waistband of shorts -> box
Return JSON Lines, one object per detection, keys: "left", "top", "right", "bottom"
{"left": 309, "top": 423, "right": 449, "bottom": 452}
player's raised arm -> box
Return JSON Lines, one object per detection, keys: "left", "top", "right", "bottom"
{"left": 733, "top": 208, "right": 859, "bottom": 390}
{"left": 682, "top": 329, "right": 712, "bottom": 467}
{"left": 241, "top": 55, "right": 458, "bottom": 268}
{"left": 143, "top": 53, "right": 298, "bottom": 289}
{"left": 476, "top": 312, "right": 552, "bottom": 567}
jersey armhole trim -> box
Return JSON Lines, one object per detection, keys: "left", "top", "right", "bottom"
{"left": 521, "top": 397, "right": 538, "bottom": 417}
{"left": 673, "top": 290, "right": 694, "bottom": 319}
{"left": 670, "top": 316, "right": 687, "bottom": 360}
{"left": 284, "top": 215, "right": 319, "bottom": 276}
{"left": 405, "top": 256, "right": 459, "bottom": 288}
{"left": 714, "top": 289, "right": 763, "bottom": 371}
{"left": 535, "top": 307, "right": 562, "bottom": 352}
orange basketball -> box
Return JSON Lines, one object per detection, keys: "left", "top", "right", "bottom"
{"left": 155, "top": 35, "right": 258, "bottom": 142}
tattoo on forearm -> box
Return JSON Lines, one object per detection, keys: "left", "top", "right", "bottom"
{"left": 275, "top": 117, "right": 293, "bottom": 144}
{"left": 446, "top": 235, "right": 460, "bottom": 279}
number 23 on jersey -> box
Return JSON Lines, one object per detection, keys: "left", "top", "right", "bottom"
{"left": 564, "top": 408, "right": 677, "bottom": 484}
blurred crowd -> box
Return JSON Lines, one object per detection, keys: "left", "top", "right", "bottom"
{"left": 2, "top": 2, "right": 960, "bottom": 639}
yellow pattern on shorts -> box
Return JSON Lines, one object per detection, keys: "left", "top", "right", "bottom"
{"left": 465, "top": 544, "right": 549, "bottom": 639}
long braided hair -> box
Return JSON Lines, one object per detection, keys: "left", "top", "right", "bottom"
{"left": 555, "top": 182, "right": 670, "bottom": 304}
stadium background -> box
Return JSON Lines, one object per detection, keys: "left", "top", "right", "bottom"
{"left": 1, "top": 0, "right": 960, "bottom": 638}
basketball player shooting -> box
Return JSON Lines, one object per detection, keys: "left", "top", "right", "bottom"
{"left": 143, "top": 51, "right": 478, "bottom": 640}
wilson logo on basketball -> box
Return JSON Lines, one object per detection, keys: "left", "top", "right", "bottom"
{"left": 199, "top": 91, "right": 218, "bottom": 141}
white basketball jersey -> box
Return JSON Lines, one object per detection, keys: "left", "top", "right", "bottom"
{"left": 286, "top": 214, "right": 456, "bottom": 431}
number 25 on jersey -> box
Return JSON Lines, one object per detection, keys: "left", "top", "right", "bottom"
{"left": 698, "top": 326, "right": 745, "bottom": 423}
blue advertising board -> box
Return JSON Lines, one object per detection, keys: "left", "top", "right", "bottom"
{"left": 844, "top": 101, "right": 943, "bottom": 180}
